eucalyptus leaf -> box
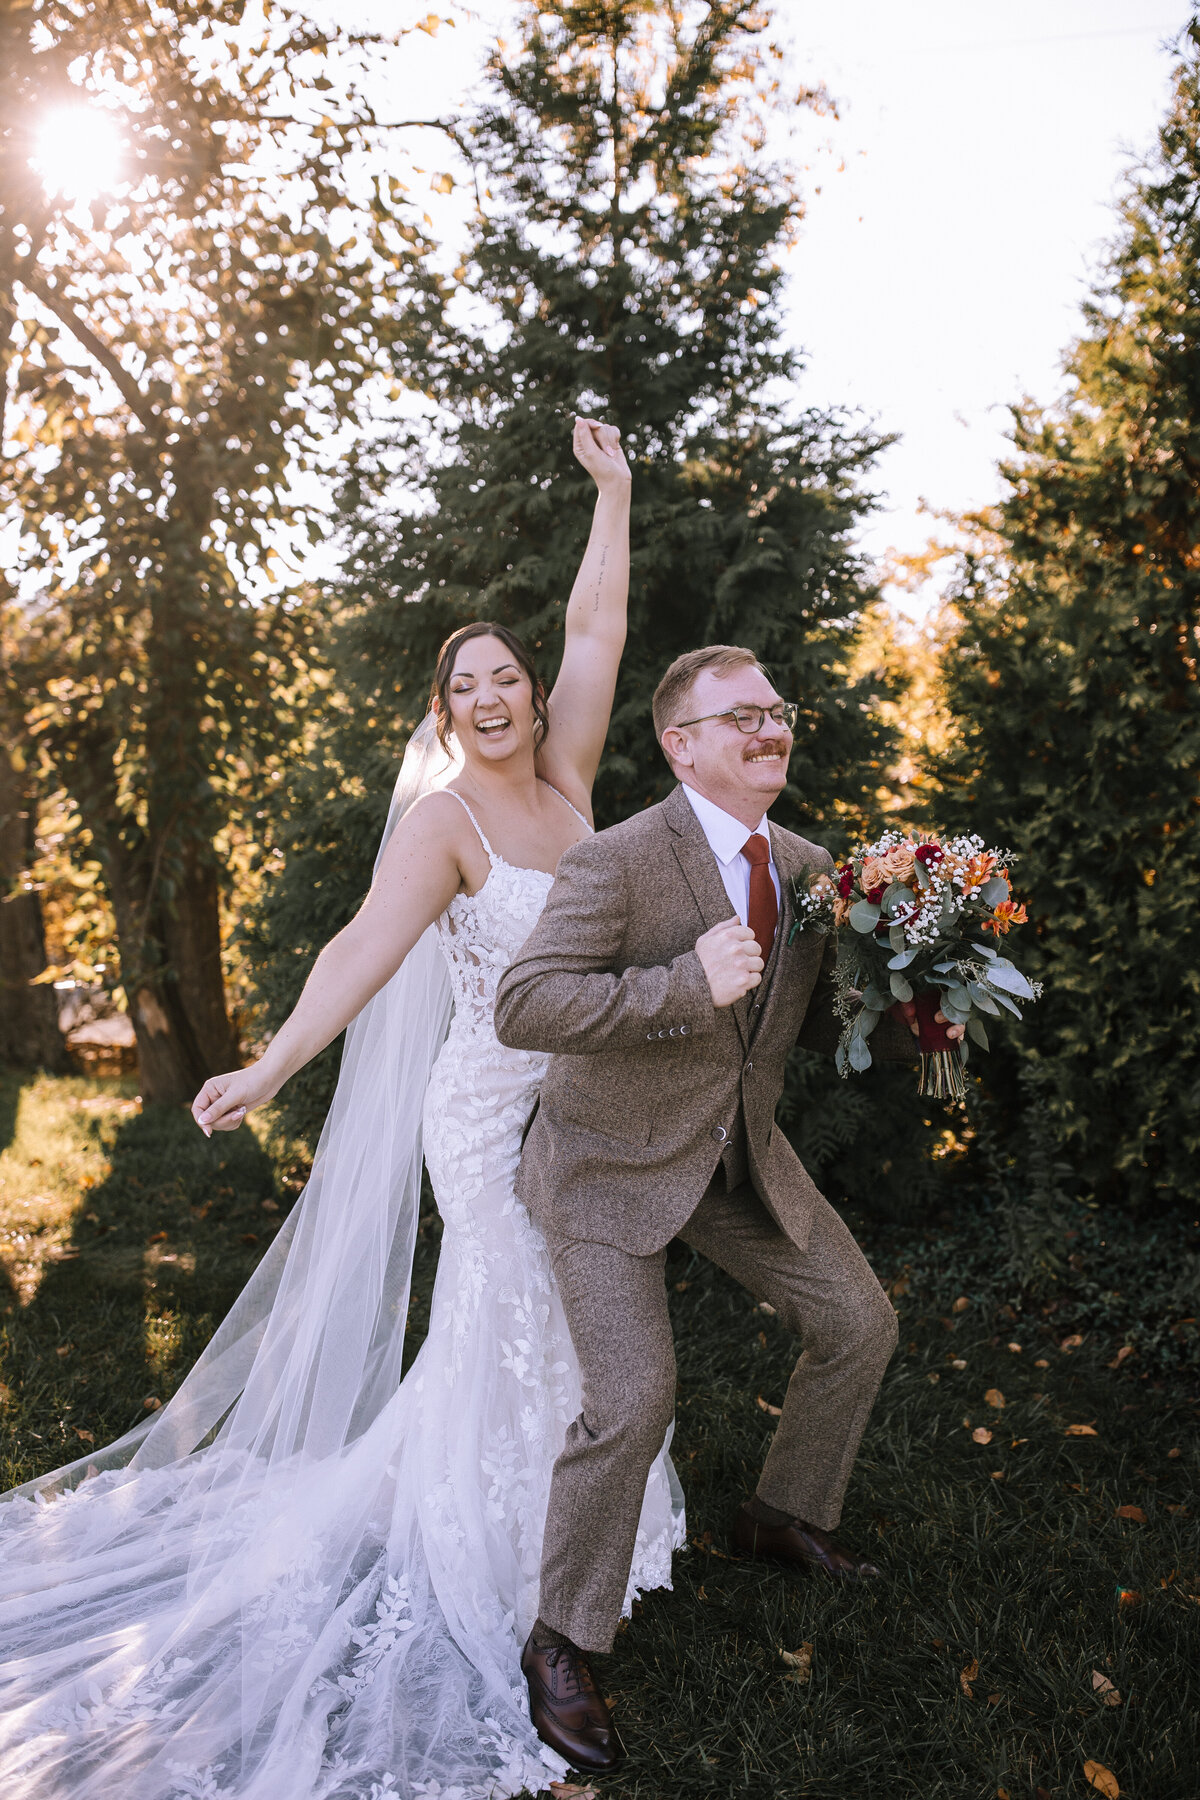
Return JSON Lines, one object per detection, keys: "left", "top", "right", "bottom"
{"left": 847, "top": 1033, "right": 874, "bottom": 1073}
{"left": 989, "top": 989, "right": 1023, "bottom": 1019}
{"left": 971, "top": 940, "right": 998, "bottom": 959}
{"left": 835, "top": 1041, "right": 848, "bottom": 1075}
{"left": 887, "top": 946, "right": 919, "bottom": 970}
{"left": 967, "top": 981, "right": 1001, "bottom": 1016}
{"left": 915, "top": 857, "right": 932, "bottom": 890}
{"left": 889, "top": 972, "right": 913, "bottom": 1003}
{"left": 980, "top": 875, "right": 1010, "bottom": 906}
{"left": 857, "top": 1008, "right": 883, "bottom": 1039}
{"left": 862, "top": 985, "right": 892, "bottom": 1012}
{"left": 967, "top": 1015, "right": 990, "bottom": 1050}
{"left": 882, "top": 881, "right": 911, "bottom": 914}
{"left": 985, "top": 958, "right": 1035, "bottom": 999}
{"left": 849, "top": 900, "right": 881, "bottom": 933}
{"left": 888, "top": 925, "right": 907, "bottom": 953}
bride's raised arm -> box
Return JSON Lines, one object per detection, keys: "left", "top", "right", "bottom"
{"left": 536, "top": 417, "right": 631, "bottom": 811}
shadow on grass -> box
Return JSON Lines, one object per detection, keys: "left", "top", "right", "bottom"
{"left": 0, "top": 1096, "right": 285, "bottom": 1489}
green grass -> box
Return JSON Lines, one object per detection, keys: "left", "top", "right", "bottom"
{"left": 1, "top": 1071, "right": 1197, "bottom": 1799}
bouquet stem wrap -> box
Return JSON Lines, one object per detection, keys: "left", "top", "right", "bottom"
{"left": 911, "top": 992, "right": 967, "bottom": 1102}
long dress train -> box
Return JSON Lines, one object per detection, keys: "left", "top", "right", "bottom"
{"left": 0, "top": 790, "right": 685, "bottom": 1798}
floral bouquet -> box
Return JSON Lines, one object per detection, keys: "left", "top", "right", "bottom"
{"left": 791, "top": 830, "right": 1040, "bottom": 1103}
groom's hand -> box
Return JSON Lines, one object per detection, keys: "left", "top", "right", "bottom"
{"left": 695, "top": 919, "right": 764, "bottom": 1008}
{"left": 893, "top": 998, "right": 966, "bottom": 1044}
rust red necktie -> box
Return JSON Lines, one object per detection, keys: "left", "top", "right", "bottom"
{"left": 741, "top": 833, "right": 778, "bottom": 964}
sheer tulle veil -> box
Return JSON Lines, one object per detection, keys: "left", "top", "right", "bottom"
{"left": 0, "top": 714, "right": 483, "bottom": 1792}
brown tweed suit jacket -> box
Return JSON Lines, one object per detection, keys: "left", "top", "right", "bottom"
{"left": 494, "top": 785, "right": 914, "bottom": 1257}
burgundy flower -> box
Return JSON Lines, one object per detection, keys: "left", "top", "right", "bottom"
{"left": 914, "top": 842, "right": 944, "bottom": 868}
{"left": 837, "top": 865, "right": 855, "bottom": 899}
{"left": 865, "top": 884, "right": 885, "bottom": 905}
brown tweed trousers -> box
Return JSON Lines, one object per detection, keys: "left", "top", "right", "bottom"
{"left": 493, "top": 785, "right": 915, "bottom": 1651}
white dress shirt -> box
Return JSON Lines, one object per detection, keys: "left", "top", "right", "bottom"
{"left": 681, "top": 784, "right": 781, "bottom": 926}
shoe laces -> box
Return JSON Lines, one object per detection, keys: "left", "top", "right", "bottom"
{"left": 544, "top": 1643, "right": 595, "bottom": 1702}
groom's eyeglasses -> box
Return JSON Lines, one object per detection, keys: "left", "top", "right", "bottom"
{"left": 674, "top": 701, "right": 799, "bottom": 735}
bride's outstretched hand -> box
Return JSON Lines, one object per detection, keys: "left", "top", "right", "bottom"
{"left": 572, "top": 416, "right": 630, "bottom": 495}
{"left": 192, "top": 1066, "right": 274, "bottom": 1137}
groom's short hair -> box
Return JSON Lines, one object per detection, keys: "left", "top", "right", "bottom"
{"left": 652, "top": 645, "right": 765, "bottom": 742}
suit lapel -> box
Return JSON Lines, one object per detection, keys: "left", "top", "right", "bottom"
{"left": 663, "top": 785, "right": 748, "bottom": 1050}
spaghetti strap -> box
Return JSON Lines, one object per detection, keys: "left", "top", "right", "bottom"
{"left": 445, "top": 790, "right": 496, "bottom": 860}
{"left": 539, "top": 779, "right": 594, "bottom": 836}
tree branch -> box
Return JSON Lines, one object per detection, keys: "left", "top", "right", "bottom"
{"left": 19, "top": 279, "right": 150, "bottom": 426}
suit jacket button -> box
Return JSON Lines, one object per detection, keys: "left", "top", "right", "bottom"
{"left": 658, "top": 1029, "right": 666, "bottom": 1038}
{"left": 680, "top": 1025, "right": 690, "bottom": 1035}
{"left": 745, "top": 1060, "right": 753, "bottom": 1073}
{"left": 710, "top": 1125, "right": 727, "bottom": 1143}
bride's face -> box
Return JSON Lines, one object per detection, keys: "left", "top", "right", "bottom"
{"left": 443, "top": 634, "right": 538, "bottom": 764}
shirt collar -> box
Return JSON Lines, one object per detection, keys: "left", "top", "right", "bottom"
{"left": 681, "top": 784, "right": 771, "bottom": 866}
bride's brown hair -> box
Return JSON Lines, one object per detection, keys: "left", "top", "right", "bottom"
{"left": 431, "top": 621, "right": 549, "bottom": 752}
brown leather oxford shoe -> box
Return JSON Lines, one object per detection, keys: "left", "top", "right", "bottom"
{"left": 730, "top": 1503, "right": 881, "bottom": 1579}
{"left": 521, "top": 1630, "right": 623, "bottom": 1773}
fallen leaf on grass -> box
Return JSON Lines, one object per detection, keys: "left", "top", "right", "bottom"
{"left": 1166, "top": 1502, "right": 1189, "bottom": 1516}
{"left": 73, "top": 1427, "right": 94, "bottom": 1445}
{"left": 951, "top": 1358, "right": 967, "bottom": 1370}
{"left": 780, "top": 1642, "right": 813, "bottom": 1685}
{"left": 1116, "top": 1588, "right": 1142, "bottom": 1609}
{"left": 1108, "top": 1345, "right": 1135, "bottom": 1369}
{"left": 240, "top": 1233, "right": 259, "bottom": 1246}
{"left": 1115, "top": 1504, "right": 1147, "bottom": 1523}
{"left": 959, "top": 1657, "right": 978, "bottom": 1696}
{"left": 756, "top": 1395, "right": 782, "bottom": 1417}
{"left": 147, "top": 1230, "right": 168, "bottom": 1244}
{"left": 549, "top": 1784, "right": 600, "bottom": 1799}
{"left": 1034, "top": 1357, "right": 1050, "bottom": 1368}
{"left": 971, "top": 1427, "right": 993, "bottom": 1445}
{"left": 986, "top": 1691, "right": 1001, "bottom": 1705}
{"left": 142, "top": 1396, "right": 161, "bottom": 1412}
{"left": 1091, "top": 1669, "right": 1122, "bottom": 1706}
{"left": 1061, "top": 1333, "right": 1085, "bottom": 1351}
{"left": 1006, "top": 1341, "right": 1022, "bottom": 1353}
{"left": 984, "top": 1388, "right": 1005, "bottom": 1409}
{"left": 1066, "top": 1423, "right": 1099, "bottom": 1437}
{"left": 990, "top": 1470, "right": 1005, "bottom": 1481}
{"left": 1167, "top": 1446, "right": 1181, "bottom": 1459}
{"left": 55, "top": 1345, "right": 73, "bottom": 1359}
{"left": 927, "top": 1372, "right": 940, "bottom": 1383}
{"left": 1010, "top": 1437, "right": 1028, "bottom": 1447}
{"left": 952, "top": 1295, "right": 970, "bottom": 1312}
{"left": 1083, "top": 1759, "right": 1119, "bottom": 1797}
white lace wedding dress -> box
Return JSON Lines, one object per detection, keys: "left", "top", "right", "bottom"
{"left": 0, "top": 789, "right": 685, "bottom": 1800}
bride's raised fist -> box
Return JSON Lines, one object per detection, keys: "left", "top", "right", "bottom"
{"left": 572, "top": 416, "right": 630, "bottom": 492}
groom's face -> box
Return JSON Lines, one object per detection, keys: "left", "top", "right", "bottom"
{"left": 664, "top": 665, "right": 792, "bottom": 818}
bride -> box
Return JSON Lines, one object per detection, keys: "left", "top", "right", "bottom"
{"left": 0, "top": 420, "right": 684, "bottom": 1799}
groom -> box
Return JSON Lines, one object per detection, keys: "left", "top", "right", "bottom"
{"left": 494, "top": 644, "right": 944, "bottom": 1772}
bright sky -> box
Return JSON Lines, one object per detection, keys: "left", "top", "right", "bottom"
{"left": 340, "top": 0, "right": 1193, "bottom": 612}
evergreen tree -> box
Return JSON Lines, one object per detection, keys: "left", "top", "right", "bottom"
{"left": 940, "top": 25, "right": 1200, "bottom": 1211}
{"left": 251, "top": 0, "right": 902, "bottom": 1152}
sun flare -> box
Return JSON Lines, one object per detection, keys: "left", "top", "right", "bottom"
{"left": 33, "top": 106, "right": 124, "bottom": 204}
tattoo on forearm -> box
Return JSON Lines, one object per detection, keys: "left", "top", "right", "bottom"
{"left": 594, "top": 545, "right": 608, "bottom": 612}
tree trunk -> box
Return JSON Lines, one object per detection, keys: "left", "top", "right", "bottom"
{"left": 104, "top": 832, "right": 239, "bottom": 1107}
{"left": 0, "top": 745, "right": 69, "bottom": 1070}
